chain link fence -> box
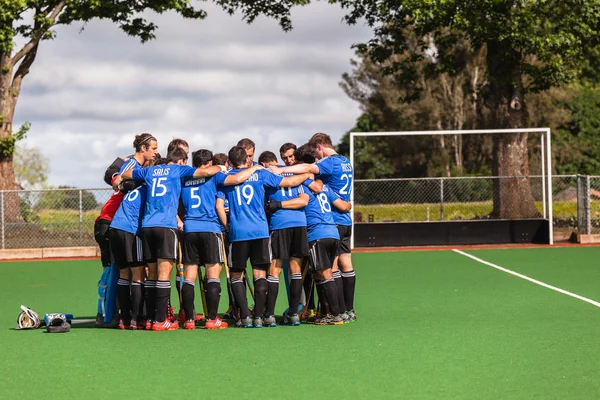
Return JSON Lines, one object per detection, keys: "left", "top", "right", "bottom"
{"left": 0, "top": 188, "right": 113, "bottom": 249}
{"left": 0, "top": 175, "right": 597, "bottom": 249}
{"left": 354, "top": 175, "right": 582, "bottom": 235}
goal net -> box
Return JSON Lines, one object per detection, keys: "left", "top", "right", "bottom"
{"left": 349, "top": 129, "right": 554, "bottom": 248}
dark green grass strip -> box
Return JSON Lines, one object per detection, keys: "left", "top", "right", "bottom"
{"left": 1, "top": 252, "right": 600, "bottom": 399}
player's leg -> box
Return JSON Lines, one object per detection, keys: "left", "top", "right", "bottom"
{"left": 107, "top": 228, "right": 134, "bottom": 329}
{"left": 250, "top": 238, "right": 271, "bottom": 328}
{"left": 203, "top": 233, "right": 228, "bottom": 329}
{"left": 287, "top": 227, "right": 308, "bottom": 320}
{"left": 130, "top": 263, "right": 145, "bottom": 330}
{"left": 338, "top": 225, "right": 356, "bottom": 320}
{"left": 152, "top": 228, "right": 179, "bottom": 331}
{"left": 230, "top": 241, "right": 252, "bottom": 327}
{"left": 265, "top": 259, "right": 282, "bottom": 327}
{"left": 142, "top": 228, "right": 158, "bottom": 328}
{"left": 310, "top": 239, "right": 343, "bottom": 325}
{"left": 181, "top": 232, "right": 200, "bottom": 328}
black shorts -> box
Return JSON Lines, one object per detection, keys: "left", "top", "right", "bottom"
{"left": 94, "top": 219, "right": 112, "bottom": 267}
{"left": 222, "top": 230, "right": 232, "bottom": 267}
{"left": 230, "top": 238, "right": 271, "bottom": 273}
{"left": 270, "top": 227, "right": 309, "bottom": 260}
{"left": 337, "top": 225, "right": 352, "bottom": 254}
{"left": 183, "top": 232, "right": 224, "bottom": 266}
{"left": 108, "top": 228, "right": 144, "bottom": 269}
{"left": 308, "top": 238, "right": 339, "bottom": 271}
{"left": 142, "top": 227, "right": 179, "bottom": 262}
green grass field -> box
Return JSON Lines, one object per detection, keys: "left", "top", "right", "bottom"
{"left": 2, "top": 247, "right": 600, "bottom": 399}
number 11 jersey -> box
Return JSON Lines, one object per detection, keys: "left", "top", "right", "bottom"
{"left": 218, "top": 169, "right": 282, "bottom": 242}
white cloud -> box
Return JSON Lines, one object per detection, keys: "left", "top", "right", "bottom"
{"left": 13, "top": 2, "right": 372, "bottom": 188}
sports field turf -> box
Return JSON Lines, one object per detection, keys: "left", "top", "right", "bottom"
{"left": 2, "top": 247, "right": 600, "bottom": 399}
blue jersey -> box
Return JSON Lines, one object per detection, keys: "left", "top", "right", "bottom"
{"left": 219, "top": 169, "right": 282, "bottom": 242}
{"left": 266, "top": 172, "right": 307, "bottom": 230}
{"left": 119, "top": 158, "right": 141, "bottom": 175}
{"left": 315, "top": 155, "right": 353, "bottom": 226}
{"left": 110, "top": 185, "right": 147, "bottom": 235}
{"left": 181, "top": 173, "right": 227, "bottom": 233}
{"left": 302, "top": 181, "right": 339, "bottom": 242}
{"left": 132, "top": 164, "right": 197, "bottom": 229}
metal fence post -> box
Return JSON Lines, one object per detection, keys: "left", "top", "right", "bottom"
{"left": 585, "top": 175, "right": 591, "bottom": 235}
{"left": 1, "top": 191, "right": 4, "bottom": 249}
{"left": 79, "top": 189, "right": 83, "bottom": 246}
{"left": 440, "top": 178, "right": 444, "bottom": 221}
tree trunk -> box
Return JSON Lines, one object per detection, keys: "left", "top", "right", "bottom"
{"left": 486, "top": 42, "right": 540, "bottom": 219}
{"left": 0, "top": 51, "right": 22, "bottom": 221}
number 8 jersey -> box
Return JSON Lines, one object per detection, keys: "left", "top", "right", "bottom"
{"left": 218, "top": 169, "right": 283, "bottom": 242}
{"left": 315, "top": 154, "right": 353, "bottom": 226}
{"left": 302, "top": 181, "right": 340, "bottom": 242}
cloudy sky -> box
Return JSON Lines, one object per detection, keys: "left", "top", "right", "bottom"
{"left": 13, "top": 3, "right": 372, "bottom": 188}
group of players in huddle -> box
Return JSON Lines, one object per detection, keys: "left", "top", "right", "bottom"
{"left": 93, "top": 133, "right": 356, "bottom": 331}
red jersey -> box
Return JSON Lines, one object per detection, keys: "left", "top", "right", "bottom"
{"left": 95, "top": 191, "right": 125, "bottom": 222}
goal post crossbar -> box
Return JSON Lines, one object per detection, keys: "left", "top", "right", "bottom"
{"left": 349, "top": 128, "right": 553, "bottom": 248}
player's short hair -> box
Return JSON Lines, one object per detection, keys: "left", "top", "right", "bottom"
{"left": 212, "top": 153, "right": 228, "bottom": 166}
{"left": 237, "top": 138, "right": 255, "bottom": 150}
{"left": 166, "top": 147, "right": 188, "bottom": 164}
{"left": 294, "top": 144, "right": 316, "bottom": 164}
{"left": 167, "top": 138, "right": 189, "bottom": 154}
{"left": 279, "top": 142, "right": 296, "bottom": 154}
{"left": 133, "top": 133, "right": 157, "bottom": 152}
{"left": 192, "top": 149, "right": 213, "bottom": 168}
{"left": 308, "top": 132, "right": 333, "bottom": 149}
{"left": 228, "top": 146, "right": 248, "bottom": 169}
{"left": 258, "top": 151, "right": 277, "bottom": 165}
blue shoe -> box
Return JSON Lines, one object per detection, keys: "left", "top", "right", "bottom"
{"left": 236, "top": 316, "right": 252, "bottom": 328}
{"left": 253, "top": 317, "right": 264, "bottom": 328}
{"left": 283, "top": 312, "right": 300, "bottom": 326}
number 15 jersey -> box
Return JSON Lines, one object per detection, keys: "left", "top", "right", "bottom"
{"left": 218, "top": 169, "right": 282, "bottom": 242}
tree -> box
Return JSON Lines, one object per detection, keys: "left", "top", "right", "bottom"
{"left": 36, "top": 185, "right": 97, "bottom": 211}
{"left": 331, "top": 0, "right": 600, "bottom": 218}
{"left": 0, "top": 0, "right": 304, "bottom": 219}
{"left": 13, "top": 144, "right": 49, "bottom": 189}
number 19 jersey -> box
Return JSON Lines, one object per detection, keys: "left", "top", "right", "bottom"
{"left": 315, "top": 154, "right": 353, "bottom": 226}
{"left": 218, "top": 169, "right": 282, "bottom": 242}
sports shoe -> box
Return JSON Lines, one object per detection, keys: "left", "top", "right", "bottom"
{"left": 306, "top": 313, "right": 324, "bottom": 325}
{"left": 263, "top": 315, "right": 277, "bottom": 327}
{"left": 283, "top": 312, "right": 300, "bottom": 326}
{"left": 340, "top": 312, "right": 351, "bottom": 324}
{"left": 129, "top": 320, "right": 145, "bottom": 330}
{"left": 348, "top": 309, "right": 357, "bottom": 322}
{"left": 152, "top": 320, "right": 179, "bottom": 331}
{"left": 178, "top": 310, "right": 205, "bottom": 323}
{"left": 167, "top": 306, "right": 176, "bottom": 323}
{"left": 183, "top": 319, "right": 196, "bottom": 330}
{"left": 304, "top": 309, "right": 317, "bottom": 320}
{"left": 327, "top": 314, "right": 345, "bottom": 325}
{"left": 205, "top": 317, "right": 228, "bottom": 330}
{"left": 253, "top": 317, "right": 264, "bottom": 328}
{"left": 145, "top": 320, "right": 153, "bottom": 330}
{"left": 236, "top": 316, "right": 253, "bottom": 328}
{"left": 118, "top": 319, "right": 130, "bottom": 330}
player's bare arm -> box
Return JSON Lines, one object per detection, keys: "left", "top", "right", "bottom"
{"left": 279, "top": 172, "right": 313, "bottom": 188}
{"left": 268, "top": 163, "right": 320, "bottom": 175}
{"left": 332, "top": 198, "right": 352, "bottom": 212}
{"left": 193, "top": 165, "right": 226, "bottom": 178}
{"left": 223, "top": 164, "right": 264, "bottom": 186}
{"left": 308, "top": 179, "right": 323, "bottom": 193}
{"left": 216, "top": 198, "right": 228, "bottom": 231}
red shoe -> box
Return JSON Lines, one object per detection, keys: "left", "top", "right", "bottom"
{"left": 145, "top": 320, "right": 153, "bottom": 330}
{"left": 205, "top": 317, "right": 228, "bottom": 330}
{"left": 129, "top": 320, "right": 145, "bottom": 330}
{"left": 167, "top": 306, "right": 176, "bottom": 323}
{"left": 152, "top": 320, "right": 179, "bottom": 331}
{"left": 178, "top": 310, "right": 205, "bottom": 323}
{"left": 118, "top": 319, "right": 130, "bottom": 330}
{"left": 183, "top": 320, "right": 196, "bottom": 330}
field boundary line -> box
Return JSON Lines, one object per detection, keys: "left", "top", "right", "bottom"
{"left": 452, "top": 249, "right": 600, "bottom": 309}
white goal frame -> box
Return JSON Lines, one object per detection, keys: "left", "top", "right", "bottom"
{"left": 349, "top": 128, "right": 554, "bottom": 248}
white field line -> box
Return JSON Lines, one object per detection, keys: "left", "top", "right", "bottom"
{"left": 452, "top": 249, "right": 600, "bottom": 309}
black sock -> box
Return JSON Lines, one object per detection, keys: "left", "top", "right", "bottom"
{"left": 265, "top": 275, "right": 279, "bottom": 317}
{"left": 303, "top": 273, "right": 315, "bottom": 309}
{"left": 117, "top": 279, "right": 131, "bottom": 322}
{"left": 253, "top": 277, "right": 268, "bottom": 318}
{"left": 130, "top": 282, "right": 142, "bottom": 322}
{"left": 206, "top": 278, "right": 221, "bottom": 320}
{"left": 316, "top": 280, "right": 329, "bottom": 315}
{"left": 333, "top": 271, "right": 346, "bottom": 312}
{"left": 341, "top": 270, "right": 356, "bottom": 311}
{"left": 175, "top": 275, "right": 182, "bottom": 308}
{"left": 145, "top": 280, "right": 156, "bottom": 321}
{"left": 140, "top": 282, "right": 146, "bottom": 318}
{"left": 155, "top": 280, "right": 171, "bottom": 323}
{"left": 323, "top": 278, "right": 340, "bottom": 316}
{"left": 231, "top": 278, "right": 251, "bottom": 319}
{"left": 289, "top": 273, "right": 303, "bottom": 315}
{"left": 182, "top": 280, "right": 195, "bottom": 321}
